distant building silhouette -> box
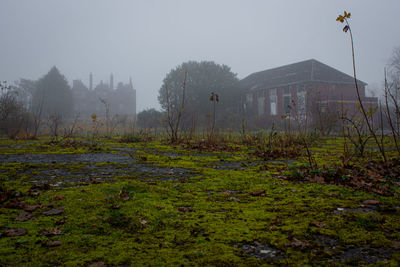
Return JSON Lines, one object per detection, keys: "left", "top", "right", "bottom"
{"left": 72, "top": 73, "right": 136, "bottom": 118}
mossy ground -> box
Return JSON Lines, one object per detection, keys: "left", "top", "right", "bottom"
{"left": 0, "top": 136, "right": 399, "bottom": 266}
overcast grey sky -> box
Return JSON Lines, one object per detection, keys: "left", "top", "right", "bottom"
{"left": 1, "top": 0, "right": 399, "bottom": 111}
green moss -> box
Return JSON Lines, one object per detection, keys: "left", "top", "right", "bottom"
{"left": 0, "top": 137, "right": 399, "bottom": 265}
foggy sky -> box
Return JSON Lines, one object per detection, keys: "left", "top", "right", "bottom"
{"left": 1, "top": 0, "right": 399, "bottom": 112}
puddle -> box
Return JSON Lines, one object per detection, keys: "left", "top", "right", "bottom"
{"left": 338, "top": 246, "right": 393, "bottom": 264}
{"left": 111, "top": 146, "right": 217, "bottom": 158}
{"left": 313, "top": 235, "right": 394, "bottom": 264}
{"left": 0, "top": 153, "right": 133, "bottom": 164}
{"left": 237, "top": 241, "right": 284, "bottom": 260}
{"left": 2, "top": 152, "right": 195, "bottom": 187}
{"left": 27, "top": 164, "right": 195, "bottom": 187}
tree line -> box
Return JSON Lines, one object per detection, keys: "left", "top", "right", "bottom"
{"left": 0, "top": 66, "right": 73, "bottom": 139}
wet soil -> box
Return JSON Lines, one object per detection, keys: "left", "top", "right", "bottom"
{"left": 0, "top": 149, "right": 196, "bottom": 186}
{"left": 0, "top": 145, "right": 274, "bottom": 186}
{"left": 0, "top": 153, "right": 131, "bottom": 164}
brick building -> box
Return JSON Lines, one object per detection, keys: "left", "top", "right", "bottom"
{"left": 240, "top": 59, "right": 377, "bottom": 127}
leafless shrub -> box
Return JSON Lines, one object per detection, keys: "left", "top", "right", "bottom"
{"left": 47, "top": 113, "right": 63, "bottom": 141}
{"left": 0, "top": 82, "right": 28, "bottom": 139}
{"left": 291, "top": 100, "right": 317, "bottom": 169}
{"left": 342, "top": 114, "right": 371, "bottom": 158}
{"left": 63, "top": 113, "right": 80, "bottom": 138}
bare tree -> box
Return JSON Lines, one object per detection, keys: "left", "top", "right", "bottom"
{"left": 384, "top": 68, "right": 400, "bottom": 154}
{"left": 163, "top": 70, "right": 187, "bottom": 143}
{"left": 387, "top": 47, "right": 400, "bottom": 135}
{"left": 31, "top": 87, "right": 44, "bottom": 138}
{"left": 0, "top": 81, "right": 27, "bottom": 138}
{"left": 15, "top": 79, "right": 43, "bottom": 138}
{"left": 47, "top": 113, "right": 63, "bottom": 141}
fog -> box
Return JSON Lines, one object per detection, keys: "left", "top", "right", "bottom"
{"left": 1, "top": 0, "right": 399, "bottom": 111}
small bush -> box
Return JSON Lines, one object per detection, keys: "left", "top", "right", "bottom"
{"left": 120, "top": 131, "right": 153, "bottom": 143}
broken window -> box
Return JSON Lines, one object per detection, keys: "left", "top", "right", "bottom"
{"left": 270, "top": 88, "right": 277, "bottom": 115}
{"left": 246, "top": 93, "right": 253, "bottom": 104}
{"left": 297, "top": 87, "right": 306, "bottom": 116}
{"left": 283, "top": 88, "right": 291, "bottom": 115}
{"left": 258, "top": 95, "right": 265, "bottom": 116}
{"left": 244, "top": 93, "right": 253, "bottom": 112}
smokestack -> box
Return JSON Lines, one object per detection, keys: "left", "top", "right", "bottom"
{"left": 110, "top": 73, "right": 114, "bottom": 90}
{"left": 89, "top": 73, "right": 93, "bottom": 90}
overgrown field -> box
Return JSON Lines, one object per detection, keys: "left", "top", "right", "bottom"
{"left": 1, "top": 136, "right": 400, "bottom": 266}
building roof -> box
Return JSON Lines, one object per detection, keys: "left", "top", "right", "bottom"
{"left": 240, "top": 59, "right": 367, "bottom": 91}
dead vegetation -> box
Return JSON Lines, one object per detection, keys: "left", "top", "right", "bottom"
{"left": 283, "top": 158, "right": 400, "bottom": 196}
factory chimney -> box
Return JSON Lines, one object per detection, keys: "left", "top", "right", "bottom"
{"left": 110, "top": 73, "right": 114, "bottom": 90}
